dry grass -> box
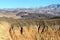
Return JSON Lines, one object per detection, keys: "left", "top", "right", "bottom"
{"left": 0, "top": 17, "right": 60, "bottom": 40}
{"left": 0, "top": 21, "right": 12, "bottom": 40}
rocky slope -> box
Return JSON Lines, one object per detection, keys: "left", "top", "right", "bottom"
{"left": 0, "top": 17, "right": 60, "bottom": 40}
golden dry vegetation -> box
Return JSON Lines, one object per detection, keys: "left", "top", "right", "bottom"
{"left": 0, "top": 17, "right": 60, "bottom": 40}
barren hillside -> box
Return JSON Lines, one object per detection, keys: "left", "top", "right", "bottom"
{"left": 0, "top": 4, "right": 60, "bottom": 19}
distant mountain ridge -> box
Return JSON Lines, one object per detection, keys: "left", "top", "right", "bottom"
{"left": 0, "top": 4, "right": 60, "bottom": 18}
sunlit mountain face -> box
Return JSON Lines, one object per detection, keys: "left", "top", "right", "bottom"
{"left": 0, "top": 4, "right": 60, "bottom": 19}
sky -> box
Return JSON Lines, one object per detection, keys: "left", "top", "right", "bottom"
{"left": 0, "top": 0, "right": 60, "bottom": 8}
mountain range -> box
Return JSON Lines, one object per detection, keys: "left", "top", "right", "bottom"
{"left": 0, "top": 4, "right": 60, "bottom": 18}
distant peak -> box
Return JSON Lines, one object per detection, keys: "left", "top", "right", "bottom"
{"left": 48, "top": 4, "right": 60, "bottom": 8}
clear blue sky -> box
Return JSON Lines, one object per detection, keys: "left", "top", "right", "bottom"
{"left": 0, "top": 0, "right": 60, "bottom": 8}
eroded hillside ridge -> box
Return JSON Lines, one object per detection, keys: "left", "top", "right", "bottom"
{"left": 9, "top": 19, "right": 60, "bottom": 40}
